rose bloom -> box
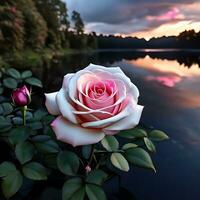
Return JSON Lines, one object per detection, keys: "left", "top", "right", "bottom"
{"left": 45, "top": 64, "right": 143, "bottom": 147}
{"left": 11, "top": 85, "right": 31, "bottom": 106}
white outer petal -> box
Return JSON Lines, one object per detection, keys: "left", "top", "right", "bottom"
{"left": 56, "top": 89, "right": 77, "bottom": 124}
{"left": 62, "top": 73, "right": 74, "bottom": 90}
{"left": 85, "top": 63, "right": 124, "bottom": 75}
{"left": 51, "top": 116, "right": 105, "bottom": 147}
{"left": 103, "top": 105, "right": 144, "bottom": 132}
{"left": 45, "top": 92, "right": 60, "bottom": 115}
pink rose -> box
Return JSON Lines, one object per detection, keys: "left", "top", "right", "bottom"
{"left": 11, "top": 85, "right": 31, "bottom": 106}
{"left": 45, "top": 64, "right": 143, "bottom": 147}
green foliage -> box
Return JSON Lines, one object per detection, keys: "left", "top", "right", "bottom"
{"left": 0, "top": 116, "right": 12, "bottom": 133}
{"left": 111, "top": 153, "right": 129, "bottom": 172}
{"left": 62, "top": 178, "right": 85, "bottom": 200}
{"left": 119, "top": 128, "right": 147, "bottom": 139}
{"left": 0, "top": 103, "right": 13, "bottom": 116}
{"left": 101, "top": 135, "right": 119, "bottom": 151}
{"left": 3, "top": 77, "right": 18, "bottom": 88}
{"left": 22, "top": 162, "right": 47, "bottom": 180}
{"left": 0, "top": 162, "right": 17, "bottom": 177}
{"left": 25, "top": 77, "right": 42, "bottom": 87}
{"left": 1, "top": 170, "right": 23, "bottom": 199}
{"left": 57, "top": 151, "right": 80, "bottom": 175}
{"left": 86, "top": 184, "right": 107, "bottom": 200}
{"left": 122, "top": 143, "right": 138, "bottom": 150}
{"left": 86, "top": 170, "right": 107, "bottom": 185}
{"left": 19, "top": 0, "right": 48, "bottom": 49}
{"left": 144, "top": 137, "right": 156, "bottom": 153}
{"left": 148, "top": 130, "right": 169, "bottom": 141}
{"left": 124, "top": 147, "right": 156, "bottom": 172}
{"left": 0, "top": 162, "right": 23, "bottom": 199}
{"left": 0, "top": 2, "right": 25, "bottom": 51}
{"left": 7, "top": 68, "right": 21, "bottom": 79}
{"left": 15, "top": 141, "right": 35, "bottom": 164}
{"left": 9, "top": 127, "right": 30, "bottom": 145}
{"left": 1, "top": 67, "right": 43, "bottom": 89}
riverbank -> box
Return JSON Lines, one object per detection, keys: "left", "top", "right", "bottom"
{"left": 0, "top": 48, "right": 93, "bottom": 69}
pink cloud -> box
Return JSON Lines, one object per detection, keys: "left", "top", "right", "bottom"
{"left": 146, "top": 75, "right": 181, "bottom": 87}
{"left": 146, "top": 7, "right": 185, "bottom": 21}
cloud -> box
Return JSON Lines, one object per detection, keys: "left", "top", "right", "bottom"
{"left": 65, "top": 0, "right": 200, "bottom": 37}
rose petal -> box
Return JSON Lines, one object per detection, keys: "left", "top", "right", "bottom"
{"left": 62, "top": 73, "right": 74, "bottom": 90}
{"left": 85, "top": 63, "right": 124, "bottom": 75}
{"left": 51, "top": 116, "right": 105, "bottom": 147}
{"left": 56, "top": 89, "right": 77, "bottom": 124}
{"left": 81, "top": 103, "right": 133, "bottom": 128}
{"left": 103, "top": 105, "right": 144, "bottom": 132}
{"left": 45, "top": 92, "right": 60, "bottom": 115}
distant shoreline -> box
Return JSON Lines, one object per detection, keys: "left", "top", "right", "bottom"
{"left": 92, "top": 48, "right": 200, "bottom": 53}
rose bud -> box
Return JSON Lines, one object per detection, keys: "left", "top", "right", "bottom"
{"left": 11, "top": 85, "right": 31, "bottom": 106}
{"left": 85, "top": 165, "right": 91, "bottom": 173}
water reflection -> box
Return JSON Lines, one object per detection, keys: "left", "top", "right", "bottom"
{"left": 146, "top": 75, "right": 181, "bottom": 87}
{"left": 35, "top": 50, "right": 200, "bottom": 200}
{"left": 129, "top": 55, "right": 200, "bottom": 77}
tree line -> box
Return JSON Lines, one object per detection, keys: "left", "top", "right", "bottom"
{"left": 1, "top": 0, "right": 200, "bottom": 55}
{"left": 96, "top": 29, "right": 200, "bottom": 49}
{"left": 0, "top": 0, "right": 97, "bottom": 53}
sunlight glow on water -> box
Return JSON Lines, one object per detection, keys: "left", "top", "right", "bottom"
{"left": 129, "top": 55, "right": 200, "bottom": 77}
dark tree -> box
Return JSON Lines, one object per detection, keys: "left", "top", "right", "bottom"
{"left": 71, "top": 10, "right": 84, "bottom": 35}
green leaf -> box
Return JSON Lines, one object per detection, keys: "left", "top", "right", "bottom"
{"left": 9, "top": 127, "right": 29, "bottom": 145}
{"left": 33, "top": 109, "right": 47, "bottom": 120}
{"left": 101, "top": 135, "right": 119, "bottom": 151}
{"left": 1, "top": 170, "right": 23, "bottom": 199}
{"left": 15, "top": 142, "right": 35, "bottom": 164}
{"left": 31, "top": 135, "right": 51, "bottom": 142}
{"left": 148, "top": 130, "right": 169, "bottom": 141}
{"left": 119, "top": 128, "right": 147, "bottom": 139}
{"left": 7, "top": 68, "right": 21, "bottom": 79}
{"left": 0, "top": 162, "right": 16, "bottom": 177}
{"left": 110, "top": 153, "right": 129, "bottom": 172}
{"left": 21, "top": 70, "right": 32, "bottom": 79}
{"left": 57, "top": 151, "right": 79, "bottom": 175}
{"left": 62, "top": 178, "right": 85, "bottom": 200}
{"left": 86, "top": 170, "right": 107, "bottom": 185}
{"left": 82, "top": 145, "right": 92, "bottom": 159}
{"left": 86, "top": 184, "right": 107, "bottom": 200}
{"left": 0, "top": 116, "right": 12, "bottom": 133}
{"left": 28, "top": 121, "right": 43, "bottom": 130}
{"left": 25, "top": 77, "right": 42, "bottom": 87}
{"left": 125, "top": 147, "right": 156, "bottom": 172}
{"left": 144, "top": 137, "right": 156, "bottom": 153}
{"left": 122, "top": 143, "right": 138, "bottom": 150}
{"left": 1, "top": 102, "right": 13, "bottom": 115}
{"left": 3, "top": 77, "right": 18, "bottom": 89}
{"left": 34, "top": 140, "right": 60, "bottom": 154}
{"left": 22, "top": 162, "right": 47, "bottom": 180}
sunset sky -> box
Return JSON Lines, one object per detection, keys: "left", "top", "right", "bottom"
{"left": 65, "top": 0, "right": 200, "bottom": 40}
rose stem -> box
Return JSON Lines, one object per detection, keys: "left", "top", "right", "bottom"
{"left": 21, "top": 106, "right": 27, "bottom": 126}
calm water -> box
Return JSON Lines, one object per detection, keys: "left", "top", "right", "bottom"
{"left": 41, "top": 50, "right": 200, "bottom": 200}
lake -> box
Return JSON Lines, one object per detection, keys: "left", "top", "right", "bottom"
{"left": 41, "top": 49, "right": 200, "bottom": 200}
